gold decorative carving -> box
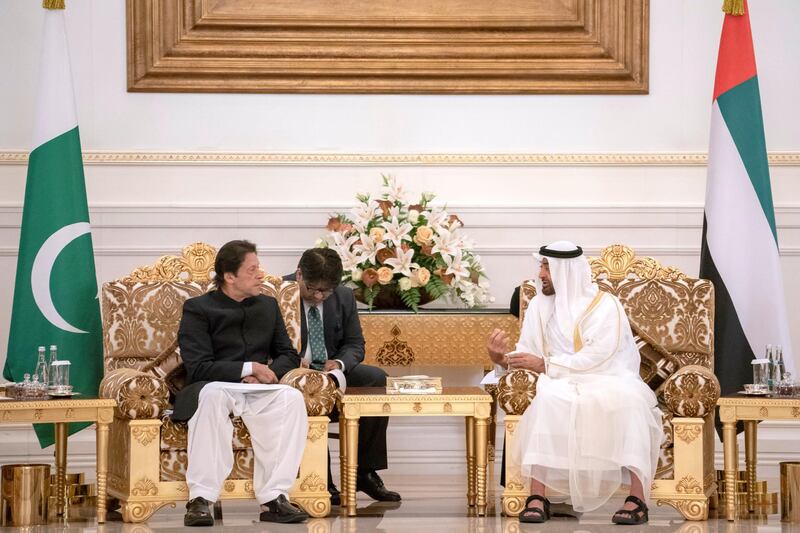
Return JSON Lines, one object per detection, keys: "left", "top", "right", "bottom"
{"left": 759, "top": 407, "right": 769, "bottom": 417}
{"left": 127, "top": 0, "right": 648, "bottom": 95}
{"left": 793, "top": 407, "right": 800, "bottom": 418}
{"left": 307, "top": 422, "right": 327, "bottom": 443}
{"left": 674, "top": 424, "right": 702, "bottom": 445}
{"left": 657, "top": 498, "right": 708, "bottom": 521}
{"left": 589, "top": 244, "right": 687, "bottom": 282}
{"left": 65, "top": 408, "right": 74, "bottom": 419}
{"left": 300, "top": 473, "right": 327, "bottom": 493}
{"left": 365, "top": 315, "right": 519, "bottom": 367}
{"left": 34, "top": 409, "right": 42, "bottom": 420}
{"left": 132, "top": 426, "right": 159, "bottom": 447}
{"left": 125, "top": 243, "right": 216, "bottom": 283}
{"left": 293, "top": 496, "right": 331, "bottom": 518}
{"left": 506, "top": 481, "right": 525, "bottom": 492}
{"left": 413, "top": 403, "right": 423, "bottom": 413}
{"left": 676, "top": 475, "right": 703, "bottom": 494}
{"left": 374, "top": 325, "right": 415, "bottom": 366}
{"left": 382, "top": 403, "right": 391, "bottom": 413}
{"left": 4, "top": 151, "right": 800, "bottom": 167}
{"left": 502, "top": 495, "right": 525, "bottom": 517}
{"left": 132, "top": 478, "right": 159, "bottom": 496}
{"left": 176, "top": 484, "right": 188, "bottom": 493}
{"left": 121, "top": 501, "right": 176, "bottom": 523}
{"left": 444, "top": 403, "right": 453, "bottom": 413}
{"left": 245, "top": 481, "right": 254, "bottom": 496}
{"left": 224, "top": 480, "right": 235, "bottom": 493}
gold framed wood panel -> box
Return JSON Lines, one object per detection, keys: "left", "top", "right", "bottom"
{"left": 127, "top": 0, "right": 649, "bottom": 94}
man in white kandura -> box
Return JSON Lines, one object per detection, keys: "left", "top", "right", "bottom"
{"left": 487, "top": 241, "right": 662, "bottom": 525}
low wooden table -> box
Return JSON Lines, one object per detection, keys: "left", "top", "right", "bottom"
{"left": 0, "top": 396, "right": 116, "bottom": 523}
{"left": 338, "top": 386, "right": 493, "bottom": 517}
{"left": 718, "top": 394, "right": 800, "bottom": 521}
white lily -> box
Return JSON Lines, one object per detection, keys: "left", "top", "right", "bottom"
{"left": 381, "top": 217, "right": 413, "bottom": 248}
{"left": 443, "top": 249, "right": 470, "bottom": 279}
{"left": 350, "top": 201, "right": 380, "bottom": 229}
{"left": 384, "top": 247, "right": 419, "bottom": 277}
{"left": 383, "top": 176, "right": 408, "bottom": 203}
{"left": 354, "top": 234, "right": 386, "bottom": 265}
{"left": 426, "top": 208, "right": 449, "bottom": 231}
{"left": 431, "top": 226, "right": 462, "bottom": 258}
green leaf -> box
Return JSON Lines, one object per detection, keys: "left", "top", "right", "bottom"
{"left": 424, "top": 276, "right": 450, "bottom": 300}
{"left": 399, "top": 287, "right": 421, "bottom": 312}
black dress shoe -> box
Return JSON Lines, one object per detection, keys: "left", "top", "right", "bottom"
{"left": 259, "top": 494, "right": 309, "bottom": 523}
{"left": 329, "top": 484, "right": 341, "bottom": 506}
{"left": 184, "top": 497, "right": 214, "bottom": 527}
{"left": 356, "top": 471, "right": 401, "bottom": 502}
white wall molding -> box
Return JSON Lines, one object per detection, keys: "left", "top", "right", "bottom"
{"left": 1, "top": 151, "right": 800, "bottom": 167}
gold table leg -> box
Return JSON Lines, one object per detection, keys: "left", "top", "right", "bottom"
{"left": 744, "top": 420, "right": 757, "bottom": 513}
{"left": 54, "top": 422, "right": 68, "bottom": 516}
{"left": 96, "top": 419, "right": 110, "bottom": 524}
{"left": 474, "top": 415, "right": 489, "bottom": 516}
{"left": 465, "top": 416, "right": 476, "bottom": 507}
{"left": 722, "top": 420, "right": 738, "bottom": 521}
{"left": 339, "top": 413, "right": 347, "bottom": 509}
{"left": 345, "top": 417, "right": 360, "bottom": 517}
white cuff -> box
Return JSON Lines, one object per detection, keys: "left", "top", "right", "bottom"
{"left": 334, "top": 359, "right": 345, "bottom": 372}
{"left": 241, "top": 362, "right": 253, "bottom": 379}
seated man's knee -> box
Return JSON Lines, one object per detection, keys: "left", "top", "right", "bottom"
{"left": 283, "top": 386, "right": 306, "bottom": 411}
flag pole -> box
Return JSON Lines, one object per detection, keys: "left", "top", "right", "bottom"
{"left": 43, "top": 0, "right": 65, "bottom": 9}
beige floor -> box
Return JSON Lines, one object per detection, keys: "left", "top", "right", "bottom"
{"left": 2, "top": 475, "right": 797, "bottom": 532}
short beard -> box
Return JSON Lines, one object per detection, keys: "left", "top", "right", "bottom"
{"left": 542, "top": 284, "right": 555, "bottom": 296}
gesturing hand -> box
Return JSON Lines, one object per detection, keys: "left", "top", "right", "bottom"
{"left": 241, "top": 375, "right": 259, "bottom": 384}
{"left": 486, "top": 328, "right": 510, "bottom": 366}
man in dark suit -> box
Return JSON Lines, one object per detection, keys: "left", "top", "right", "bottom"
{"left": 176, "top": 240, "right": 308, "bottom": 526}
{"left": 285, "top": 247, "right": 401, "bottom": 505}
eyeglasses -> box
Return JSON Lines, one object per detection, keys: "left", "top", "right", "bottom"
{"left": 305, "top": 284, "right": 335, "bottom": 297}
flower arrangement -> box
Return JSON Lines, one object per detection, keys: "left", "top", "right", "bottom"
{"left": 318, "top": 175, "right": 494, "bottom": 311}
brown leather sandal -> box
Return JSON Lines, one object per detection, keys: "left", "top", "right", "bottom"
{"left": 612, "top": 495, "right": 649, "bottom": 525}
{"left": 519, "top": 494, "right": 551, "bottom": 523}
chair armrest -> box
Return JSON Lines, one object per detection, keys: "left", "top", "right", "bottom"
{"left": 99, "top": 368, "right": 169, "bottom": 420}
{"left": 496, "top": 369, "right": 540, "bottom": 416}
{"left": 279, "top": 368, "right": 338, "bottom": 416}
{"left": 661, "top": 365, "right": 720, "bottom": 418}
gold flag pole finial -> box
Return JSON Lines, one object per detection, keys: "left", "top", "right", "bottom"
{"left": 43, "top": 0, "right": 65, "bottom": 9}
{"left": 722, "top": 0, "right": 745, "bottom": 16}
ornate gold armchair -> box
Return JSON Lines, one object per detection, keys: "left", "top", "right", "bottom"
{"left": 98, "top": 243, "right": 337, "bottom": 522}
{"left": 497, "top": 245, "right": 721, "bottom": 520}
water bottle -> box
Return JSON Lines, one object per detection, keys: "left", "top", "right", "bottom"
{"left": 766, "top": 345, "right": 776, "bottom": 392}
{"left": 775, "top": 345, "right": 785, "bottom": 384}
{"left": 34, "top": 346, "right": 47, "bottom": 385}
{"left": 48, "top": 345, "right": 58, "bottom": 388}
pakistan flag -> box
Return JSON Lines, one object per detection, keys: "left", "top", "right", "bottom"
{"left": 4, "top": 6, "right": 103, "bottom": 448}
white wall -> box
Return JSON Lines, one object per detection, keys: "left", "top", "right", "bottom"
{"left": 1, "top": 0, "right": 799, "bottom": 484}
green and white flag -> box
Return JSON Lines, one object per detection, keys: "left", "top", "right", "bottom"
{"left": 3, "top": 3, "right": 103, "bottom": 448}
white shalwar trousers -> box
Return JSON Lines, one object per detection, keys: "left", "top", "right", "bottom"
{"left": 186, "top": 382, "right": 308, "bottom": 504}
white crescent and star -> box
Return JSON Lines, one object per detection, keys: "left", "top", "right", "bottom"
{"left": 30, "top": 222, "right": 92, "bottom": 334}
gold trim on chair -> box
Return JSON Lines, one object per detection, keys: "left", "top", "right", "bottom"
{"left": 124, "top": 243, "right": 217, "bottom": 283}
{"left": 588, "top": 244, "right": 687, "bottom": 282}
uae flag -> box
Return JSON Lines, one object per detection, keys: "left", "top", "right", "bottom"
{"left": 700, "top": 0, "right": 794, "bottom": 402}
{"left": 3, "top": 2, "right": 103, "bottom": 447}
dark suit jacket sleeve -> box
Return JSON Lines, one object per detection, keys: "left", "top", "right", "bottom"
{"left": 268, "top": 298, "right": 302, "bottom": 379}
{"left": 178, "top": 298, "right": 244, "bottom": 384}
{"left": 332, "top": 288, "right": 365, "bottom": 371}
{"left": 510, "top": 285, "right": 521, "bottom": 318}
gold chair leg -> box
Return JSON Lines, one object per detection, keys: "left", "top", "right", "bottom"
{"left": 345, "top": 418, "right": 359, "bottom": 517}
{"left": 474, "top": 416, "right": 489, "bottom": 516}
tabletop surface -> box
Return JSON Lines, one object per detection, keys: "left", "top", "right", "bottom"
{"left": 341, "top": 386, "right": 492, "bottom": 399}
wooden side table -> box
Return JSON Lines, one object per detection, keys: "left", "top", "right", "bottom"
{"left": 0, "top": 397, "right": 116, "bottom": 523}
{"left": 718, "top": 395, "right": 800, "bottom": 521}
{"left": 338, "top": 386, "right": 493, "bottom": 517}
